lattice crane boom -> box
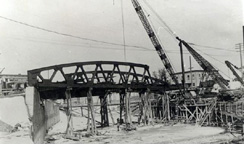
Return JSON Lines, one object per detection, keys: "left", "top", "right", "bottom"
{"left": 176, "top": 37, "right": 229, "bottom": 90}
{"left": 225, "top": 61, "right": 244, "bottom": 86}
{"left": 131, "top": 0, "right": 179, "bottom": 86}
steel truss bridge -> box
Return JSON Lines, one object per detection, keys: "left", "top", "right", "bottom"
{"left": 28, "top": 61, "right": 169, "bottom": 144}
{"left": 28, "top": 61, "right": 168, "bottom": 99}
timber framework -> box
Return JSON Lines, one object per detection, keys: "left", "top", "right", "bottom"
{"left": 28, "top": 61, "right": 169, "bottom": 144}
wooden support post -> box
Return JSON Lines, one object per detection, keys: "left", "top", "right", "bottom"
{"left": 107, "top": 93, "right": 114, "bottom": 126}
{"left": 175, "top": 102, "right": 179, "bottom": 121}
{"left": 87, "top": 88, "right": 96, "bottom": 135}
{"left": 100, "top": 96, "right": 104, "bottom": 127}
{"left": 139, "top": 89, "right": 154, "bottom": 125}
{"left": 119, "top": 93, "right": 125, "bottom": 124}
{"left": 148, "top": 92, "right": 154, "bottom": 125}
{"left": 100, "top": 95, "right": 109, "bottom": 127}
{"left": 32, "top": 87, "right": 46, "bottom": 144}
{"left": 235, "top": 102, "right": 238, "bottom": 114}
{"left": 241, "top": 102, "right": 244, "bottom": 115}
{"left": 231, "top": 115, "right": 234, "bottom": 124}
{"left": 144, "top": 90, "right": 150, "bottom": 125}
{"left": 226, "top": 115, "right": 228, "bottom": 124}
{"left": 220, "top": 103, "right": 223, "bottom": 125}
{"left": 124, "top": 91, "right": 128, "bottom": 125}
{"left": 186, "top": 107, "right": 189, "bottom": 123}
{"left": 138, "top": 93, "right": 143, "bottom": 124}
{"left": 242, "top": 124, "right": 244, "bottom": 136}
{"left": 196, "top": 106, "right": 199, "bottom": 123}
{"left": 128, "top": 92, "right": 132, "bottom": 125}
{"left": 124, "top": 90, "right": 132, "bottom": 126}
{"left": 81, "top": 107, "right": 83, "bottom": 117}
{"left": 208, "top": 102, "right": 212, "bottom": 125}
{"left": 87, "top": 97, "right": 91, "bottom": 133}
{"left": 140, "top": 92, "right": 146, "bottom": 125}
{"left": 214, "top": 106, "right": 218, "bottom": 126}
{"left": 167, "top": 94, "right": 170, "bottom": 121}
{"left": 161, "top": 94, "right": 164, "bottom": 120}
{"left": 108, "top": 106, "right": 115, "bottom": 126}
{"left": 65, "top": 88, "right": 73, "bottom": 137}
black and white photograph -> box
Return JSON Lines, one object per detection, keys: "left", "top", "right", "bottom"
{"left": 0, "top": 0, "right": 243, "bottom": 143}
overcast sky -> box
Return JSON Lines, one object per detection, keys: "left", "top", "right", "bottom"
{"left": 0, "top": 0, "right": 242, "bottom": 82}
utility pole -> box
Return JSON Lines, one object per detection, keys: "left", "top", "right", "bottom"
{"left": 243, "top": 26, "right": 244, "bottom": 61}
{"left": 235, "top": 43, "right": 243, "bottom": 79}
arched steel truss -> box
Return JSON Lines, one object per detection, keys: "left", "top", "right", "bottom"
{"left": 28, "top": 61, "right": 168, "bottom": 99}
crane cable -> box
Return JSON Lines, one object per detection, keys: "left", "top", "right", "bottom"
{"left": 142, "top": 0, "right": 177, "bottom": 39}
{"left": 141, "top": 0, "right": 233, "bottom": 79}
{"left": 191, "top": 46, "right": 231, "bottom": 79}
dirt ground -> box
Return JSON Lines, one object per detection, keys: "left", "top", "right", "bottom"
{"left": 0, "top": 122, "right": 241, "bottom": 144}
{"left": 47, "top": 123, "right": 238, "bottom": 144}
{"left": 0, "top": 96, "right": 242, "bottom": 144}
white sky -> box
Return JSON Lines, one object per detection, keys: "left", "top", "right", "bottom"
{"left": 0, "top": 0, "right": 242, "bottom": 81}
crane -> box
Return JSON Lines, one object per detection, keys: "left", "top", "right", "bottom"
{"left": 225, "top": 61, "right": 244, "bottom": 86}
{"left": 176, "top": 37, "right": 229, "bottom": 90}
{"left": 131, "top": 0, "right": 181, "bottom": 91}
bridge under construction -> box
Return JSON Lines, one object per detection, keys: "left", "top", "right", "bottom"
{"left": 24, "top": 0, "right": 244, "bottom": 144}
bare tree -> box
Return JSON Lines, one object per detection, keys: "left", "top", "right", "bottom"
{"left": 153, "top": 69, "right": 169, "bottom": 83}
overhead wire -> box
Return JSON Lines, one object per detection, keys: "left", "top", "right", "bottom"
{"left": 121, "top": 0, "right": 126, "bottom": 62}
{"left": 188, "top": 42, "right": 237, "bottom": 53}
{"left": 4, "top": 36, "right": 150, "bottom": 51}
{"left": 0, "top": 6, "right": 235, "bottom": 78}
{"left": 141, "top": 0, "right": 235, "bottom": 79}
{"left": 0, "top": 15, "right": 151, "bottom": 51}
{"left": 2, "top": 34, "right": 192, "bottom": 55}
{"left": 0, "top": 15, "right": 235, "bottom": 55}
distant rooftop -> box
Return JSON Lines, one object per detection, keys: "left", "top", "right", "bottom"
{"left": 0, "top": 74, "right": 27, "bottom": 77}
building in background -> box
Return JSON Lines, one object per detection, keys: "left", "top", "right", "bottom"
{"left": 0, "top": 74, "right": 27, "bottom": 96}
{"left": 172, "top": 70, "right": 211, "bottom": 88}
